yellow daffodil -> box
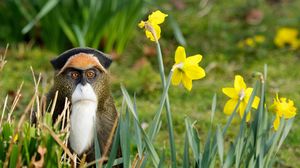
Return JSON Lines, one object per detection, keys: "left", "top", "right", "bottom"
{"left": 171, "top": 46, "right": 206, "bottom": 91}
{"left": 238, "top": 35, "right": 265, "bottom": 48}
{"left": 270, "top": 94, "right": 297, "bottom": 131}
{"left": 274, "top": 27, "right": 300, "bottom": 50}
{"left": 254, "top": 35, "right": 265, "bottom": 43}
{"left": 13, "top": 134, "right": 18, "bottom": 143}
{"left": 222, "top": 75, "right": 260, "bottom": 122}
{"left": 245, "top": 38, "right": 255, "bottom": 47}
{"left": 138, "top": 10, "right": 168, "bottom": 42}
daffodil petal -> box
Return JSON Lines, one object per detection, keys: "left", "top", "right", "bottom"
{"left": 175, "top": 46, "right": 186, "bottom": 64}
{"left": 183, "top": 65, "right": 205, "bottom": 80}
{"left": 234, "top": 75, "right": 246, "bottom": 92}
{"left": 284, "top": 109, "right": 296, "bottom": 119}
{"left": 182, "top": 73, "right": 192, "bottom": 91}
{"left": 251, "top": 96, "right": 260, "bottom": 109}
{"left": 148, "top": 10, "right": 168, "bottom": 25}
{"left": 172, "top": 69, "right": 182, "bottom": 86}
{"left": 186, "top": 54, "right": 202, "bottom": 65}
{"left": 245, "top": 88, "right": 253, "bottom": 98}
{"left": 222, "top": 88, "right": 238, "bottom": 99}
{"left": 283, "top": 100, "right": 297, "bottom": 118}
{"left": 273, "top": 115, "right": 280, "bottom": 131}
{"left": 246, "top": 112, "right": 251, "bottom": 122}
{"left": 239, "top": 101, "right": 246, "bottom": 119}
{"left": 145, "top": 30, "right": 155, "bottom": 41}
{"left": 224, "top": 99, "right": 238, "bottom": 115}
{"left": 152, "top": 24, "right": 161, "bottom": 40}
{"left": 144, "top": 23, "right": 161, "bottom": 41}
{"left": 138, "top": 21, "right": 145, "bottom": 28}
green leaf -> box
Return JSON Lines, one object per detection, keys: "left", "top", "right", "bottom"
{"left": 120, "top": 85, "right": 160, "bottom": 166}
{"left": 158, "top": 148, "right": 166, "bottom": 168}
{"left": 105, "top": 121, "right": 121, "bottom": 168}
{"left": 216, "top": 126, "right": 224, "bottom": 165}
{"left": 183, "top": 133, "right": 190, "bottom": 168}
{"left": 168, "top": 14, "right": 186, "bottom": 46}
{"left": 58, "top": 17, "right": 78, "bottom": 46}
{"left": 185, "top": 117, "right": 200, "bottom": 162}
{"left": 133, "top": 94, "right": 143, "bottom": 159}
{"left": 9, "top": 144, "right": 19, "bottom": 168}
{"left": 2, "top": 122, "right": 13, "bottom": 141}
{"left": 223, "top": 142, "right": 235, "bottom": 168}
{"left": 22, "top": 0, "right": 60, "bottom": 34}
{"left": 94, "top": 118, "right": 101, "bottom": 168}
{"left": 201, "top": 129, "right": 211, "bottom": 167}
{"left": 120, "top": 109, "right": 131, "bottom": 168}
{"left": 276, "top": 118, "right": 294, "bottom": 152}
{"left": 148, "top": 70, "right": 173, "bottom": 142}
{"left": 211, "top": 93, "right": 217, "bottom": 124}
{"left": 73, "top": 25, "right": 86, "bottom": 47}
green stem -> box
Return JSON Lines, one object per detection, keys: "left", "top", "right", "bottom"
{"left": 155, "top": 41, "right": 177, "bottom": 168}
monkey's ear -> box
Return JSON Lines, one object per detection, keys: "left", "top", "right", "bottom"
{"left": 51, "top": 47, "right": 113, "bottom": 70}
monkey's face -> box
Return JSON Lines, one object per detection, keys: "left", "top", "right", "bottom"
{"left": 54, "top": 66, "right": 110, "bottom": 105}
{"left": 65, "top": 67, "right": 99, "bottom": 104}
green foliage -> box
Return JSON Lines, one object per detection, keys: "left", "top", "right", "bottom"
{"left": 0, "top": 0, "right": 146, "bottom": 53}
{"left": 0, "top": 115, "right": 69, "bottom": 167}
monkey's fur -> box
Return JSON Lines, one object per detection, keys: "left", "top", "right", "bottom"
{"left": 46, "top": 48, "right": 121, "bottom": 165}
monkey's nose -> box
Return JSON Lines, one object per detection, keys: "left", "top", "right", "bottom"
{"left": 80, "top": 78, "right": 88, "bottom": 86}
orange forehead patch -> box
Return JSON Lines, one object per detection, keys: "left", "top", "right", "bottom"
{"left": 58, "top": 53, "right": 106, "bottom": 75}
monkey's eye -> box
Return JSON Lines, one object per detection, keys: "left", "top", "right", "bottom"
{"left": 86, "top": 70, "right": 96, "bottom": 79}
{"left": 70, "top": 71, "right": 80, "bottom": 80}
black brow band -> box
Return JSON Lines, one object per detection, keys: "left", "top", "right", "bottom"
{"left": 50, "top": 47, "right": 112, "bottom": 70}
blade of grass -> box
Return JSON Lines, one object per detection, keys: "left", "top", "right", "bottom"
{"left": 105, "top": 121, "right": 121, "bottom": 168}
{"left": 216, "top": 125, "right": 224, "bottom": 165}
{"left": 223, "top": 142, "right": 235, "bottom": 168}
{"left": 183, "top": 132, "right": 190, "bottom": 168}
{"left": 211, "top": 93, "right": 217, "bottom": 124}
{"left": 8, "top": 145, "right": 18, "bottom": 168}
{"left": 148, "top": 70, "right": 173, "bottom": 141}
{"left": 158, "top": 148, "right": 166, "bottom": 168}
{"left": 202, "top": 94, "right": 217, "bottom": 167}
{"left": 168, "top": 14, "right": 186, "bottom": 46}
{"left": 94, "top": 118, "right": 101, "bottom": 168}
{"left": 121, "top": 85, "right": 160, "bottom": 166}
{"left": 120, "top": 108, "right": 131, "bottom": 168}
{"left": 73, "top": 25, "right": 86, "bottom": 47}
{"left": 0, "top": 95, "right": 8, "bottom": 128}
{"left": 133, "top": 94, "right": 143, "bottom": 159}
{"left": 22, "top": 0, "right": 60, "bottom": 34}
{"left": 185, "top": 118, "right": 200, "bottom": 162}
{"left": 276, "top": 118, "right": 294, "bottom": 153}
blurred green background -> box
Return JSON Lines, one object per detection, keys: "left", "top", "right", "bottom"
{"left": 0, "top": 0, "right": 300, "bottom": 167}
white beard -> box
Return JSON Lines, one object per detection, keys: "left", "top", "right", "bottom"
{"left": 69, "top": 83, "right": 98, "bottom": 155}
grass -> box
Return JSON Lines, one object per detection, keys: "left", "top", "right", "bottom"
{"left": 1, "top": 0, "right": 300, "bottom": 167}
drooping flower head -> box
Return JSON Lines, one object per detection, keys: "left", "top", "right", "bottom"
{"left": 171, "top": 46, "right": 206, "bottom": 91}
{"left": 274, "top": 27, "right": 300, "bottom": 50}
{"left": 222, "top": 75, "right": 260, "bottom": 122}
{"left": 270, "top": 94, "right": 297, "bottom": 131}
{"left": 138, "top": 10, "right": 168, "bottom": 42}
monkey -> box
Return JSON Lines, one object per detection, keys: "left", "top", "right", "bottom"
{"left": 46, "top": 47, "right": 121, "bottom": 165}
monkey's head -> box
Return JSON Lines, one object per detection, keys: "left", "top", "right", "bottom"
{"left": 50, "top": 48, "right": 117, "bottom": 156}
{"left": 50, "top": 47, "right": 113, "bottom": 105}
